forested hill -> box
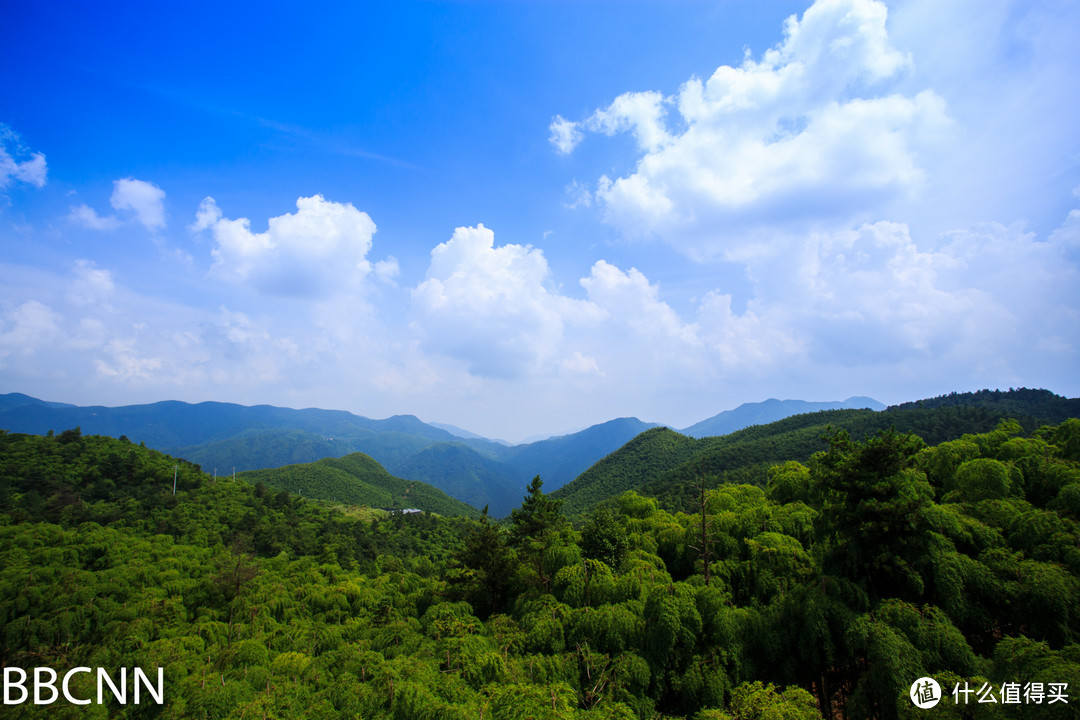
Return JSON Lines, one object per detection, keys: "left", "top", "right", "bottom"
{"left": 0, "top": 428, "right": 472, "bottom": 564}
{"left": 237, "top": 452, "right": 480, "bottom": 518}
{"left": 4, "top": 417, "right": 1080, "bottom": 718}
{"left": 553, "top": 388, "right": 1080, "bottom": 515}
{"left": 551, "top": 426, "right": 701, "bottom": 516}
{"left": 889, "top": 387, "right": 1080, "bottom": 416}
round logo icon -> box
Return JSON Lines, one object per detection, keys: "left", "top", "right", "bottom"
{"left": 910, "top": 677, "right": 942, "bottom": 709}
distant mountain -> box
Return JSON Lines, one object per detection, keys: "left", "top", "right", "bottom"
{"left": 679, "top": 396, "right": 884, "bottom": 438}
{"left": 428, "top": 422, "right": 512, "bottom": 446}
{"left": 237, "top": 452, "right": 479, "bottom": 517}
{"left": 501, "top": 417, "right": 658, "bottom": 492}
{"left": 0, "top": 396, "right": 456, "bottom": 449}
{"left": 0, "top": 392, "right": 76, "bottom": 412}
{"left": 517, "top": 426, "right": 587, "bottom": 444}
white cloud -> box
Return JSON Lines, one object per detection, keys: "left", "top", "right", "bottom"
{"left": 111, "top": 178, "right": 167, "bottom": 230}
{"left": 0, "top": 125, "right": 47, "bottom": 189}
{"left": 69, "top": 204, "right": 121, "bottom": 231}
{"left": 68, "top": 260, "right": 116, "bottom": 307}
{"left": 0, "top": 259, "right": 326, "bottom": 397}
{"left": 548, "top": 115, "right": 583, "bottom": 155}
{"left": 722, "top": 212, "right": 1080, "bottom": 392}
{"left": 69, "top": 178, "right": 167, "bottom": 231}
{"left": 886, "top": 0, "right": 1080, "bottom": 232}
{"left": 411, "top": 224, "right": 597, "bottom": 378}
{"left": 374, "top": 257, "right": 400, "bottom": 285}
{"left": 773, "top": 222, "right": 976, "bottom": 364}
{"left": 407, "top": 227, "right": 800, "bottom": 388}
{"left": 530, "top": 0, "right": 1079, "bottom": 418}
{"left": 696, "top": 290, "right": 802, "bottom": 372}
{"left": 1050, "top": 210, "right": 1080, "bottom": 252}
{"left": 191, "top": 196, "right": 222, "bottom": 232}
{"left": 580, "top": 261, "right": 696, "bottom": 346}
{"left": 585, "top": 91, "right": 673, "bottom": 153}
{"left": 202, "top": 194, "right": 378, "bottom": 297}
{"left": 3, "top": 203, "right": 1077, "bottom": 440}
{"left": 563, "top": 180, "right": 593, "bottom": 209}
{"left": 94, "top": 335, "right": 165, "bottom": 382}
{"left": 0, "top": 300, "right": 62, "bottom": 366}
{"left": 561, "top": 0, "right": 950, "bottom": 257}
{"left": 560, "top": 351, "right": 602, "bottom": 376}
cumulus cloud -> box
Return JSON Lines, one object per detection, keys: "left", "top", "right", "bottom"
{"left": 559, "top": 0, "right": 950, "bottom": 257}
{"left": 580, "top": 261, "right": 696, "bottom": 346}
{"left": 563, "top": 180, "right": 593, "bottom": 209}
{"left": 407, "top": 225, "right": 801, "bottom": 386}
{"left": 111, "top": 178, "right": 167, "bottom": 230}
{"left": 560, "top": 351, "right": 602, "bottom": 376}
{"left": 719, "top": 211, "right": 1080, "bottom": 393}
{"left": 69, "top": 178, "right": 167, "bottom": 231}
{"left": 548, "top": 115, "right": 583, "bottom": 155}
{"left": 585, "top": 91, "right": 673, "bottom": 153}
{"left": 200, "top": 195, "right": 378, "bottom": 297}
{"left": 0, "top": 125, "right": 47, "bottom": 189}
{"left": 191, "top": 196, "right": 223, "bottom": 232}
{"left": 69, "top": 204, "right": 122, "bottom": 231}
{"left": 411, "top": 224, "right": 598, "bottom": 378}
{"left": 374, "top": 257, "right": 401, "bottom": 285}
{"left": 0, "top": 300, "right": 62, "bottom": 366}
{"left": 0, "top": 258, "right": 326, "bottom": 398}
{"left": 68, "top": 260, "right": 116, "bottom": 307}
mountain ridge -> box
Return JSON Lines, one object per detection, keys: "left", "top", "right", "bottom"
{"left": 0, "top": 392, "right": 892, "bottom": 517}
{"left": 551, "top": 388, "right": 1080, "bottom": 516}
{"left": 677, "top": 396, "right": 885, "bottom": 438}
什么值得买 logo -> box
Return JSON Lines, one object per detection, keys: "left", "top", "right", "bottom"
{"left": 910, "top": 677, "right": 942, "bottom": 709}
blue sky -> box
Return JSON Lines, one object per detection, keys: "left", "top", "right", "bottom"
{"left": 2, "top": 0, "right": 1079, "bottom": 442}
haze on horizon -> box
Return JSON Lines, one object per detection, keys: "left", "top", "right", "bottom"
{"left": 1, "top": 0, "right": 1079, "bottom": 443}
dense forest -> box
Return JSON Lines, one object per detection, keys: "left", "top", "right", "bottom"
{"left": 3, "top": 398, "right": 1080, "bottom": 718}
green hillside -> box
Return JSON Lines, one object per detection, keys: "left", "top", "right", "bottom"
{"left": 551, "top": 426, "right": 699, "bottom": 516}
{"left": 398, "top": 442, "right": 523, "bottom": 517}
{"left": 170, "top": 428, "right": 358, "bottom": 472}
{"left": 238, "top": 452, "right": 479, "bottom": 517}
{"left": 171, "top": 427, "right": 441, "bottom": 476}
{"left": 556, "top": 389, "right": 1080, "bottom": 516}
{"left": 0, "top": 428, "right": 467, "bottom": 562}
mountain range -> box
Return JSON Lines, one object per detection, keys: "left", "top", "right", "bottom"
{"left": 0, "top": 391, "right": 890, "bottom": 516}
